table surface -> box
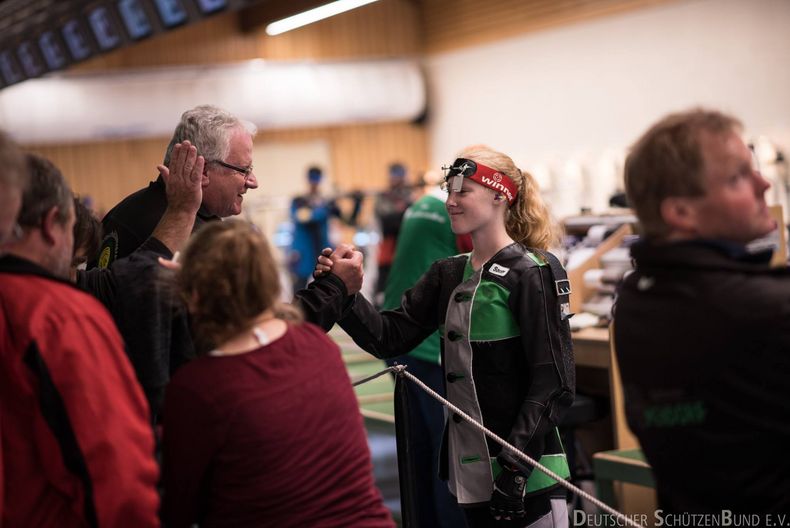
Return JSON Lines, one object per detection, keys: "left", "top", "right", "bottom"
{"left": 571, "top": 326, "right": 611, "bottom": 369}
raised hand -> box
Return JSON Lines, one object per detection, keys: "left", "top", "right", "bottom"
{"left": 158, "top": 140, "right": 204, "bottom": 216}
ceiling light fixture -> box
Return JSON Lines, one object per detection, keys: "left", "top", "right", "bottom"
{"left": 265, "top": 0, "right": 381, "bottom": 36}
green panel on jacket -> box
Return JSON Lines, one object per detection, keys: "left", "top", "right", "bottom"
{"left": 462, "top": 259, "right": 520, "bottom": 341}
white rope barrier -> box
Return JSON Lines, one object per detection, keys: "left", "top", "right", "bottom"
{"left": 353, "top": 365, "right": 645, "bottom": 528}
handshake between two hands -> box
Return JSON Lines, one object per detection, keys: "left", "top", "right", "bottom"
{"left": 312, "top": 243, "right": 364, "bottom": 295}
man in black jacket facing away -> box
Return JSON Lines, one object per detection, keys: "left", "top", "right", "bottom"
{"left": 615, "top": 108, "right": 790, "bottom": 514}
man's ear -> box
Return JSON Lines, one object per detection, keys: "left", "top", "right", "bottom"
{"left": 40, "top": 207, "right": 61, "bottom": 245}
{"left": 660, "top": 197, "right": 698, "bottom": 233}
{"left": 201, "top": 167, "right": 210, "bottom": 188}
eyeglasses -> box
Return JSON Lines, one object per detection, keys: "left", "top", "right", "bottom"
{"left": 210, "top": 159, "right": 254, "bottom": 179}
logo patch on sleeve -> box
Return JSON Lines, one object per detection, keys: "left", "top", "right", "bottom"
{"left": 489, "top": 263, "right": 510, "bottom": 276}
{"left": 98, "top": 231, "right": 119, "bottom": 269}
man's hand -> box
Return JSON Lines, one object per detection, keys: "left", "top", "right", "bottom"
{"left": 158, "top": 140, "right": 203, "bottom": 217}
{"left": 151, "top": 141, "right": 204, "bottom": 254}
{"left": 313, "top": 244, "right": 364, "bottom": 295}
{"left": 489, "top": 465, "right": 527, "bottom": 521}
{"left": 331, "top": 245, "right": 364, "bottom": 295}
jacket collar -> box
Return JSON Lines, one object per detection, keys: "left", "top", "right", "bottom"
{"left": 0, "top": 253, "right": 76, "bottom": 288}
{"left": 631, "top": 238, "right": 775, "bottom": 271}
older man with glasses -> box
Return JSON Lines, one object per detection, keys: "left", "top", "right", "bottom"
{"left": 90, "top": 106, "right": 364, "bottom": 395}
{"left": 92, "top": 104, "right": 258, "bottom": 269}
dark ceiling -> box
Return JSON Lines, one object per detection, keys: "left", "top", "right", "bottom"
{"left": 0, "top": 0, "right": 331, "bottom": 90}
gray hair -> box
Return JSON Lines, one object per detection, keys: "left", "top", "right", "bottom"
{"left": 163, "top": 105, "right": 257, "bottom": 166}
{"left": 17, "top": 154, "right": 73, "bottom": 227}
{"left": 0, "top": 130, "right": 26, "bottom": 192}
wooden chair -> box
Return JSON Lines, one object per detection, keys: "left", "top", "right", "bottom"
{"left": 592, "top": 323, "right": 656, "bottom": 510}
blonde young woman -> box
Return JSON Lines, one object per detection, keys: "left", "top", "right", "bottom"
{"left": 162, "top": 220, "right": 393, "bottom": 528}
{"left": 325, "top": 146, "right": 575, "bottom": 527}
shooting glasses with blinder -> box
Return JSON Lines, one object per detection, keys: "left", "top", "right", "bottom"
{"left": 441, "top": 158, "right": 519, "bottom": 205}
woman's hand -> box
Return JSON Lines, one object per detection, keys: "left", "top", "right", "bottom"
{"left": 313, "top": 247, "right": 334, "bottom": 278}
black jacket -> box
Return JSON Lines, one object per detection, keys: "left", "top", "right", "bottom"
{"left": 340, "top": 244, "right": 574, "bottom": 501}
{"left": 91, "top": 177, "right": 218, "bottom": 269}
{"left": 78, "top": 234, "right": 349, "bottom": 419}
{"left": 614, "top": 240, "right": 790, "bottom": 513}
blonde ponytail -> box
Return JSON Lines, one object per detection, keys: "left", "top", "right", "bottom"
{"left": 506, "top": 168, "right": 562, "bottom": 250}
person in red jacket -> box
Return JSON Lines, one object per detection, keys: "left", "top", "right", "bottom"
{"left": 0, "top": 154, "right": 160, "bottom": 527}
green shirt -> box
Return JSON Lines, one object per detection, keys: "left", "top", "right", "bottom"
{"left": 382, "top": 192, "right": 458, "bottom": 364}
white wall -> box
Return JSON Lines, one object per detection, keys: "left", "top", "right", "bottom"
{"left": 425, "top": 0, "right": 790, "bottom": 216}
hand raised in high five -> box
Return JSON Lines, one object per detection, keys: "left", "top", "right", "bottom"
{"left": 151, "top": 141, "right": 205, "bottom": 254}
{"left": 157, "top": 140, "right": 204, "bottom": 217}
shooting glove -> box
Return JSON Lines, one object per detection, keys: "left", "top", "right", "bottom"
{"left": 489, "top": 463, "right": 527, "bottom": 521}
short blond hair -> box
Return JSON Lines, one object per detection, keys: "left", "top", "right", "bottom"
{"left": 625, "top": 108, "right": 742, "bottom": 239}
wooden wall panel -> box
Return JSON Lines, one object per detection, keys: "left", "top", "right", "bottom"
{"left": 25, "top": 138, "right": 166, "bottom": 215}
{"left": 25, "top": 121, "right": 428, "bottom": 215}
{"left": 420, "top": 0, "right": 675, "bottom": 54}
